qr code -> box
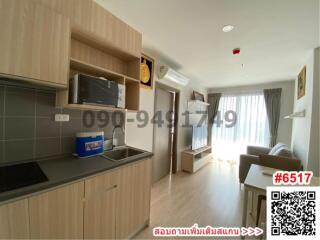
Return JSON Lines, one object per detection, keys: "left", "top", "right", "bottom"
{"left": 267, "top": 187, "right": 320, "bottom": 240}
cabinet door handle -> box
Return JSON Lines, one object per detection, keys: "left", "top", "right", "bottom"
{"left": 83, "top": 184, "right": 117, "bottom": 202}
{"left": 105, "top": 184, "right": 117, "bottom": 192}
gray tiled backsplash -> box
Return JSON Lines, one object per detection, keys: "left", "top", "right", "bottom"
{"left": 36, "top": 91, "right": 60, "bottom": 117}
{"left": 0, "top": 87, "right": 4, "bottom": 116}
{"left": 61, "top": 118, "right": 82, "bottom": 137}
{"left": 5, "top": 117, "right": 35, "bottom": 140}
{"left": 62, "top": 108, "right": 82, "bottom": 119}
{"left": 35, "top": 138, "right": 61, "bottom": 159}
{"left": 5, "top": 86, "right": 36, "bottom": 116}
{"left": 0, "top": 118, "right": 3, "bottom": 139}
{"left": 61, "top": 137, "right": 76, "bottom": 154}
{"left": 4, "top": 139, "right": 34, "bottom": 163}
{"left": 0, "top": 80, "right": 125, "bottom": 164}
{"left": 36, "top": 117, "right": 60, "bottom": 138}
{"left": 0, "top": 141, "right": 3, "bottom": 162}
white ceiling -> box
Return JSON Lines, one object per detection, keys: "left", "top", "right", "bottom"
{"left": 96, "top": 0, "right": 319, "bottom": 88}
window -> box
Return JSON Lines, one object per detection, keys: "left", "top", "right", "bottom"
{"left": 211, "top": 91, "right": 269, "bottom": 163}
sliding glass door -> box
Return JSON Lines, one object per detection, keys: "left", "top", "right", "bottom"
{"left": 211, "top": 92, "right": 269, "bottom": 164}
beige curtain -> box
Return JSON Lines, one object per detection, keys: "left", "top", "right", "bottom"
{"left": 207, "top": 93, "right": 221, "bottom": 145}
{"left": 263, "top": 88, "right": 282, "bottom": 147}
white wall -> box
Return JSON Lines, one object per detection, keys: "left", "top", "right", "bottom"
{"left": 318, "top": 0, "right": 320, "bottom": 46}
{"left": 125, "top": 54, "right": 156, "bottom": 152}
{"left": 125, "top": 88, "right": 154, "bottom": 152}
{"left": 176, "top": 80, "right": 207, "bottom": 171}
{"left": 154, "top": 62, "right": 207, "bottom": 171}
{"left": 309, "top": 49, "right": 319, "bottom": 175}
{"left": 291, "top": 48, "right": 319, "bottom": 176}
{"left": 125, "top": 59, "right": 207, "bottom": 172}
{"left": 318, "top": 1, "right": 320, "bottom": 177}
{"left": 208, "top": 81, "right": 295, "bottom": 146}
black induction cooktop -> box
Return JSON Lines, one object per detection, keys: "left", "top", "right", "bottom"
{"left": 0, "top": 162, "right": 48, "bottom": 193}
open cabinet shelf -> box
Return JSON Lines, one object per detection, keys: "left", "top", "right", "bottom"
{"left": 69, "top": 58, "right": 141, "bottom": 84}
{"left": 70, "top": 58, "right": 125, "bottom": 84}
{"left": 125, "top": 77, "right": 140, "bottom": 111}
{"left": 56, "top": 31, "right": 141, "bottom": 112}
{"left": 72, "top": 29, "right": 140, "bottom": 61}
{"left": 71, "top": 35, "right": 140, "bottom": 80}
{"left": 125, "top": 76, "right": 140, "bottom": 83}
{"left": 64, "top": 104, "right": 126, "bottom": 112}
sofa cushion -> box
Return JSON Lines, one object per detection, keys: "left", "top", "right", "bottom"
{"left": 260, "top": 154, "right": 301, "bottom": 171}
{"left": 268, "top": 143, "right": 286, "bottom": 155}
{"left": 269, "top": 143, "right": 295, "bottom": 158}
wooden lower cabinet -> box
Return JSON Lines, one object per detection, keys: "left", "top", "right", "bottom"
{"left": 0, "top": 199, "right": 30, "bottom": 239}
{"left": 28, "top": 182, "right": 84, "bottom": 239}
{"left": 84, "top": 170, "right": 118, "bottom": 239}
{"left": 0, "top": 158, "right": 151, "bottom": 239}
{"left": 117, "top": 159, "right": 152, "bottom": 238}
{"left": 84, "top": 187, "right": 117, "bottom": 239}
{"left": 83, "top": 158, "right": 152, "bottom": 239}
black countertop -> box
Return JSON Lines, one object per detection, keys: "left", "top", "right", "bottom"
{"left": 0, "top": 147, "right": 153, "bottom": 203}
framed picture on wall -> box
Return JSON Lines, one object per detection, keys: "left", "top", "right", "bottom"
{"left": 192, "top": 91, "right": 205, "bottom": 102}
{"left": 297, "top": 65, "right": 306, "bottom": 99}
{"left": 140, "top": 54, "right": 154, "bottom": 90}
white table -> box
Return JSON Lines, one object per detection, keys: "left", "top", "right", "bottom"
{"left": 241, "top": 164, "right": 320, "bottom": 239}
{"left": 242, "top": 165, "right": 276, "bottom": 231}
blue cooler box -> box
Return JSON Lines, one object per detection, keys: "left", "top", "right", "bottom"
{"left": 76, "top": 132, "right": 104, "bottom": 158}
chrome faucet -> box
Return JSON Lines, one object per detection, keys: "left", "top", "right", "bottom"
{"left": 112, "top": 125, "right": 125, "bottom": 149}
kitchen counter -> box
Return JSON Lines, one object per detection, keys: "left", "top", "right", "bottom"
{"left": 0, "top": 147, "right": 153, "bottom": 204}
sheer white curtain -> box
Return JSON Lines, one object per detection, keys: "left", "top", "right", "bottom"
{"left": 211, "top": 91, "right": 269, "bottom": 164}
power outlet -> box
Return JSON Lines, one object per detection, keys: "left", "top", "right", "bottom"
{"left": 55, "top": 114, "right": 70, "bottom": 122}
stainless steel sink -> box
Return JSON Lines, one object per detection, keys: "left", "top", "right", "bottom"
{"left": 103, "top": 147, "right": 145, "bottom": 162}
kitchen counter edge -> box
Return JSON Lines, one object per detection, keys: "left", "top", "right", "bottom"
{"left": 0, "top": 150, "right": 153, "bottom": 204}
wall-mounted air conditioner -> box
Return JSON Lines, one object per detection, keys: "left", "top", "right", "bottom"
{"left": 158, "top": 66, "right": 190, "bottom": 87}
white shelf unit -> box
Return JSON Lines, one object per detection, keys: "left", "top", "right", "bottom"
{"left": 181, "top": 146, "right": 212, "bottom": 173}
{"left": 187, "top": 100, "right": 209, "bottom": 113}
{"left": 181, "top": 100, "right": 211, "bottom": 173}
{"left": 187, "top": 100, "right": 210, "bottom": 126}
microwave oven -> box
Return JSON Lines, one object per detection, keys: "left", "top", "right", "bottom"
{"left": 69, "top": 73, "right": 125, "bottom": 108}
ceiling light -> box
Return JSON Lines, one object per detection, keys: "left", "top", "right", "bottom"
{"left": 222, "top": 25, "right": 234, "bottom": 32}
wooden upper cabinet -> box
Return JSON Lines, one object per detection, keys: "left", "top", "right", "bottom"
{"left": 116, "top": 159, "right": 152, "bottom": 238}
{"left": 38, "top": 0, "right": 93, "bottom": 32}
{"left": 37, "top": 0, "right": 142, "bottom": 58}
{"left": 28, "top": 182, "right": 84, "bottom": 239}
{"left": 0, "top": 0, "right": 70, "bottom": 87}
{"left": 0, "top": 199, "right": 30, "bottom": 239}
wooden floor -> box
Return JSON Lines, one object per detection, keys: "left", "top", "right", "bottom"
{"left": 135, "top": 161, "right": 262, "bottom": 239}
